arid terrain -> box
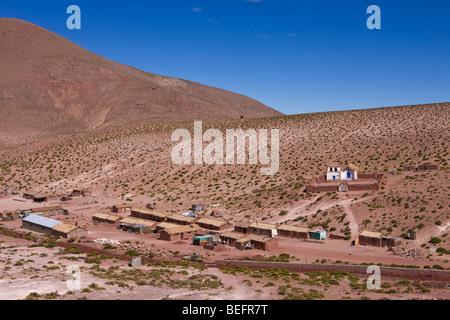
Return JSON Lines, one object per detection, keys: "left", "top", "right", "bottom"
{"left": 0, "top": 102, "right": 449, "bottom": 300}
{"left": 0, "top": 18, "right": 448, "bottom": 301}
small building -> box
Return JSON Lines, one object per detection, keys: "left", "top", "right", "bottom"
{"left": 196, "top": 218, "right": 232, "bottom": 231}
{"left": 155, "top": 222, "right": 180, "bottom": 233}
{"left": 22, "top": 214, "right": 62, "bottom": 236}
{"left": 112, "top": 203, "right": 133, "bottom": 214}
{"left": 234, "top": 222, "right": 250, "bottom": 234}
{"left": 159, "top": 224, "right": 202, "bottom": 241}
{"left": 131, "top": 208, "right": 168, "bottom": 222}
{"left": 386, "top": 237, "right": 402, "bottom": 248}
{"left": 22, "top": 214, "right": 86, "bottom": 238}
{"left": 192, "top": 235, "right": 215, "bottom": 246}
{"left": 326, "top": 162, "right": 359, "bottom": 181}
{"left": 235, "top": 234, "right": 279, "bottom": 251}
{"left": 33, "top": 193, "right": 58, "bottom": 203}
{"left": 409, "top": 230, "right": 417, "bottom": 240}
{"left": 29, "top": 206, "right": 68, "bottom": 216}
{"left": 248, "top": 222, "right": 278, "bottom": 237}
{"left": 220, "top": 231, "right": 245, "bottom": 247}
{"left": 119, "top": 218, "right": 156, "bottom": 234}
{"left": 358, "top": 230, "right": 382, "bottom": 247}
{"left": 23, "top": 191, "right": 38, "bottom": 200}
{"left": 309, "top": 229, "right": 327, "bottom": 241}
{"left": 92, "top": 213, "right": 122, "bottom": 226}
{"left": 72, "top": 189, "right": 90, "bottom": 197}
{"left": 277, "top": 225, "right": 310, "bottom": 239}
{"left": 52, "top": 222, "right": 87, "bottom": 239}
{"left": 166, "top": 214, "right": 196, "bottom": 226}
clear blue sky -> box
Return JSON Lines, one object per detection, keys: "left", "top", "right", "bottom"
{"left": 1, "top": 0, "right": 449, "bottom": 115}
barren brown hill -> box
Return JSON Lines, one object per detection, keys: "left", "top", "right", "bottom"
{"left": 0, "top": 18, "right": 282, "bottom": 142}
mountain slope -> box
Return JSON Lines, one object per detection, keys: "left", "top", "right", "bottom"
{"left": 0, "top": 18, "right": 282, "bottom": 138}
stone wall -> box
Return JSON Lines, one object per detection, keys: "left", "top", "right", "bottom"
{"left": 214, "top": 260, "right": 450, "bottom": 281}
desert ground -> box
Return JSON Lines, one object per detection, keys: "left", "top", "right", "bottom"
{"left": 0, "top": 102, "right": 449, "bottom": 300}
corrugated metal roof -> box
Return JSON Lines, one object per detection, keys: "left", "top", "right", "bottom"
{"left": 23, "top": 214, "right": 62, "bottom": 229}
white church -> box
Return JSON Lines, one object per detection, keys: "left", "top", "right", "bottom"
{"left": 326, "top": 162, "right": 359, "bottom": 181}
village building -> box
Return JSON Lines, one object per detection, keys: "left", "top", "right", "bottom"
{"left": 29, "top": 206, "right": 68, "bottom": 216}
{"left": 357, "top": 230, "right": 382, "bottom": 246}
{"left": 23, "top": 191, "right": 39, "bottom": 200}
{"left": 166, "top": 214, "right": 196, "bottom": 226}
{"left": 52, "top": 222, "right": 88, "bottom": 239}
{"left": 277, "top": 225, "right": 310, "bottom": 239}
{"left": 92, "top": 213, "right": 122, "bottom": 226}
{"left": 196, "top": 218, "right": 232, "bottom": 231}
{"left": 22, "top": 214, "right": 86, "bottom": 238}
{"left": 131, "top": 208, "right": 168, "bottom": 222}
{"left": 155, "top": 222, "right": 180, "bottom": 233}
{"left": 112, "top": 203, "right": 133, "bottom": 214}
{"left": 235, "top": 234, "right": 279, "bottom": 251}
{"left": 326, "top": 163, "right": 359, "bottom": 181}
{"left": 72, "top": 189, "right": 91, "bottom": 197}
{"left": 234, "top": 222, "right": 250, "bottom": 234}
{"left": 309, "top": 229, "right": 327, "bottom": 240}
{"left": 357, "top": 231, "right": 402, "bottom": 248}
{"left": 220, "top": 231, "right": 246, "bottom": 247}
{"left": 159, "top": 224, "right": 202, "bottom": 241}
{"left": 118, "top": 218, "right": 156, "bottom": 234}
{"left": 33, "top": 193, "right": 58, "bottom": 203}
{"left": 248, "top": 222, "right": 278, "bottom": 237}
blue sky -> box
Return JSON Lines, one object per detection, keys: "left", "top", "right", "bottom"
{"left": 1, "top": 0, "right": 449, "bottom": 115}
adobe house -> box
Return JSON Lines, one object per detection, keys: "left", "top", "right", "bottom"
{"left": 234, "top": 222, "right": 250, "bottom": 234}
{"left": 119, "top": 218, "right": 156, "bottom": 234}
{"left": 23, "top": 191, "right": 38, "bottom": 200}
{"left": 155, "top": 222, "right": 180, "bottom": 233}
{"left": 196, "top": 217, "right": 232, "bottom": 231}
{"left": 277, "top": 225, "right": 310, "bottom": 239}
{"left": 30, "top": 206, "right": 68, "bottom": 216}
{"left": 220, "top": 231, "right": 245, "bottom": 247}
{"left": 131, "top": 208, "right": 168, "bottom": 222}
{"left": 159, "top": 224, "right": 201, "bottom": 241}
{"left": 358, "top": 230, "right": 382, "bottom": 247}
{"left": 92, "top": 213, "right": 122, "bottom": 226}
{"left": 248, "top": 222, "right": 278, "bottom": 237}
{"left": 166, "top": 214, "right": 196, "bottom": 226}
{"left": 327, "top": 163, "right": 359, "bottom": 181}
{"left": 72, "top": 189, "right": 91, "bottom": 197}
{"left": 112, "top": 203, "right": 133, "bottom": 214}
{"left": 33, "top": 193, "right": 53, "bottom": 203}
{"left": 235, "top": 234, "right": 279, "bottom": 251}
{"left": 52, "top": 222, "right": 88, "bottom": 239}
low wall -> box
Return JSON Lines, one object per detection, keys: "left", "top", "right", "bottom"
{"left": 305, "top": 174, "right": 385, "bottom": 193}
{"left": 214, "top": 260, "right": 450, "bottom": 281}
